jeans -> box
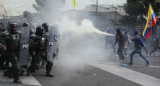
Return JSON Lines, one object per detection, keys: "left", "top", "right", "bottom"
{"left": 143, "top": 47, "right": 148, "bottom": 55}
{"left": 123, "top": 48, "right": 127, "bottom": 56}
{"left": 130, "top": 48, "right": 149, "bottom": 64}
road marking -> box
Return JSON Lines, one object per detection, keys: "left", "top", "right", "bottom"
{"left": 21, "top": 75, "right": 42, "bottom": 86}
{"left": 0, "top": 71, "right": 41, "bottom": 86}
{"left": 89, "top": 63, "right": 160, "bottom": 86}
{"left": 92, "top": 62, "right": 160, "bottom": 69}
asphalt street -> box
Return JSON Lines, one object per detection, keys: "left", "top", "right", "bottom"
{"left": 0, "top": 49, "right": 160, "bottom": 86}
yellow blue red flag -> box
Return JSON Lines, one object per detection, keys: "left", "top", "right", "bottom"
{"left": 143, "top": 4, "right": 157, "bottom": 39}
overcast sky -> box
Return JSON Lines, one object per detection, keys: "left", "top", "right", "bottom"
{"left": 0, "top": 0, "right": 126, "bottom": 16}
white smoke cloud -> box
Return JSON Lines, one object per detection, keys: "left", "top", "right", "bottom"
{"left": 52, "top": 16, "right": 115, "bottom": 81}
{"left": 27, "top": 0, "right": 116, "bottom": 80}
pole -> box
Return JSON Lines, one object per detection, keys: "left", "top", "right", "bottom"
{"left": 141, "top": 14, "right": 143, "bottom": 34}
{"left": 96, "top": 0, "right": 98, "bottom": 16}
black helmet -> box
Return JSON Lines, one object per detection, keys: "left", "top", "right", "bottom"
{"left": 9, "top": 22, "right": 18, "bottom": 27}
{"left": 22, "top": 23, "right": 29, "bottom": 27}
{"left": 42, "top": 23, "right": 49, "bottom": 32}
{"left": 9, "top": 22, "right": 18, "bottom": 34}
{"left": 36, "top": 26, "right": 44, "bottom": 36}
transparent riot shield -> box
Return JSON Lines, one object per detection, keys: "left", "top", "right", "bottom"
{"left": 47, "top": 27, "right": 54, "bottom": 62}
{"left": 52, "top": 25, "right": 59, "bottom": 56}
{"left": 19, "top": 26, "right": 30, "bottom": 66}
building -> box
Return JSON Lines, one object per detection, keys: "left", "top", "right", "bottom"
{"left": 85, "top": 4, "right": 126, "bottom": 15}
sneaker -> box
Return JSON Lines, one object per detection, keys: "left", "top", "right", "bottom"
{"left": 146, "top": 62, "right": 150, "bottom": 66}
{"left": 128, "top": 63, "right": 133, "bottom": 66}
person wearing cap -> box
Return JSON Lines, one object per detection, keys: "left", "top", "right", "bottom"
{"left": 128, "top": 30, "right": 150, "bottom": 66}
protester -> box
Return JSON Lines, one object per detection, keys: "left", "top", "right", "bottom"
{"left": 123, "top": 31, "right": 131, "bottom": 57}
{"left": 128, "top": 30, "right": 150, "bottom": 66}
{"left": 114, "top": 28, "right": 127, "bottom": 60}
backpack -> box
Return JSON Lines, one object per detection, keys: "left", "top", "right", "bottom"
{"left": 137, "top": 35, "right": 146, "bottom": 47}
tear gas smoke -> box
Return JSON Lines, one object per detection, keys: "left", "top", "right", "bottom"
{"left": 58, "top": 17, "right": 115, "bottom": 36}
{"left": 29, "top": 0, "right": 115, "bottom": 83}
{"left": 53, "top": 16, "right": 115, "bottom": 81}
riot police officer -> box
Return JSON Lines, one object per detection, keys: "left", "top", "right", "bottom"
{"left": 2, "top": 22, "right": 21, "bottom": 83}
{"left": 30, "top": 25, "right": 54, "bottom": 77}
{"left": 0, "top": 21, "right": 7, "bottom": 69}
{"left": 29, "top": 26, "right": 43, "bottom": 72}
{"left": 41, "top": 23, "right": 49, "bottom": 68}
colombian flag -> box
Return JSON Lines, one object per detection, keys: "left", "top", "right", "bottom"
{"left": 143, "top": 4, "right": 157, "bottom": 39}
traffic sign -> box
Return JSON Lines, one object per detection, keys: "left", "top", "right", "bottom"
{"left": 72, "top": 0, "right": 77, "bottom": 9}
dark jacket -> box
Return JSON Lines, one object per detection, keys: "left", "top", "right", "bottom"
{"left": 132, "top": 35, "right": 142, "bottom": 49}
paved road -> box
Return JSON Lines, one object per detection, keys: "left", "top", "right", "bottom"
{"left": 0, "top": 51, "right": 160, "bottom": 86}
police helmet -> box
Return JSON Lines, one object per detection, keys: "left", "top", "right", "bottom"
{"left": 42, "top": 23, "right": 49, "bottom": 32}
{"left": 36, "top": 26, "right": 44, "bottom": 36}
{"left": 22, "top": 23, "right": 29, "bottom": 27}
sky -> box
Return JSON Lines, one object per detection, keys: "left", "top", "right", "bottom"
{"left": 0, "top": 0, "right": 126, "bottom": 16}
{"left": 0, "top": 0, "right": 36, "bottom": 16}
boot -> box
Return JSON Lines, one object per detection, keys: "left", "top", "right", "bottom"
{"left": 46, "top": 73, "right": 54, "bottom": 77}
{"left": 46, "top": 61, "right": 53, "bottom": 77}
{"left": 13, "top": 79, "right": 21, "bottom": 83}
{"left": 26, "top": 68, "right": 31, "bottom": 76}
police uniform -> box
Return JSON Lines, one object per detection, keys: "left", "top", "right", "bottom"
{"left": 2, "top": 22, "right": 21, "bottom": 83}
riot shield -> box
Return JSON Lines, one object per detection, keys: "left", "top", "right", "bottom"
{"left": 47, "top": 26, "right": 54, "bottom": 62}
{"left": 52, "top": 25, "right": 59, "bottom": 56}
{"left": 19, "top": 26, "right": 30, "bottom": 66}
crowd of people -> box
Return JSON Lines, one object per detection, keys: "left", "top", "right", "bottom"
{"left": 0, "top": 21, "right": 59, "bottom": 83}
{"left": 114, "top": 28, "right": 160, "bottom": 66}
{"left": 0, "top": 20, "right": 159, "bottom": 84}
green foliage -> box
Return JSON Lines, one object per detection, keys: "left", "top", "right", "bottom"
{"left": 120, "top": 0, "right": 160, "bottom": 25}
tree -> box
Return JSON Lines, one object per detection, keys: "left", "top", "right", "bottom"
{"left": 120, "top": 0, "right": 160, "bottom": 33}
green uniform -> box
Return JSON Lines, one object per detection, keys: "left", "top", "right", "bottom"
{"left": 3, "top": 31, "right": 20, "bottom": 81}
{"left": 0, "top": 26, "right": 8, "bottom": 69}
{"left": 30, "top": 33, "right": 53, "bottom": 75}
{"left": 29, "top": 34, "right": 47, "bottom": 70}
